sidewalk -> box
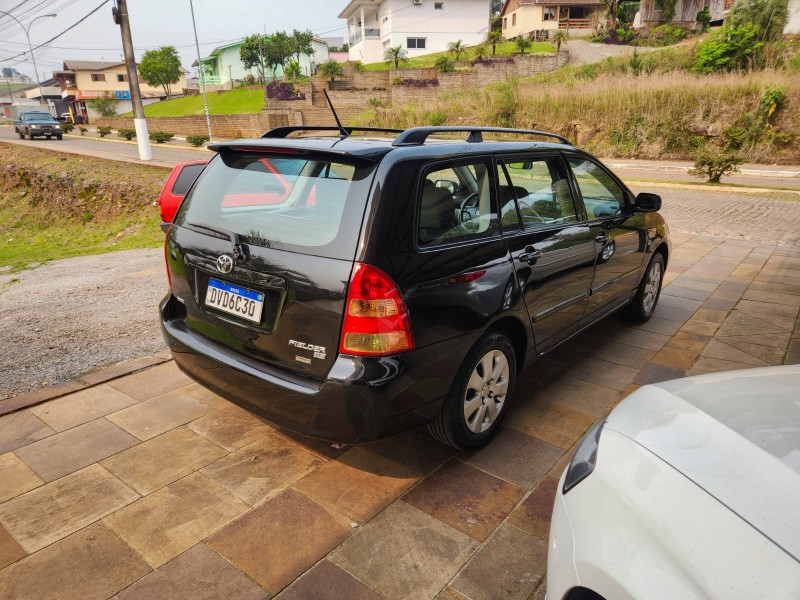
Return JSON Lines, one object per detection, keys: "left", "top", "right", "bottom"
{"left": 0, "top": 233, "right": 798, "bottom": 599}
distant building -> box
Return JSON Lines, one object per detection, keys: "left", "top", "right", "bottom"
{"left": 786, "top": 0, "right": 800, "bottom": 34}
{"left": 339, "top": 0, "right": 492, "bottom": 65}
{"left": 500, "top": 0, "right": 604, "bottom": 37}
{"left": 52, "top": 60, "right": 188, "bottom": 123}
{"left": 637, "top": 0, "right": 726, "bottom": 27}
{"left": 194, "top": 37, "right": 329, "bottom": 88}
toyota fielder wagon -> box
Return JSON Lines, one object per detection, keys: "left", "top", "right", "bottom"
{"left": 160, "top": 126, "right": 669, "bottom": 449}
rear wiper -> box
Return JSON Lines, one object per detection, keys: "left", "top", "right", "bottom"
{"left": 186, "top": 222, "right": 248, "bottom": 262}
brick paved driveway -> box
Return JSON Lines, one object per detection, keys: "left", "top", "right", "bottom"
{"left": 0, "top": 234, "right": 798, "bottom": 600}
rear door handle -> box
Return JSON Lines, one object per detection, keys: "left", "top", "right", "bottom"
{"left": 519, "top": 248, "right": 543, "bottom": 264}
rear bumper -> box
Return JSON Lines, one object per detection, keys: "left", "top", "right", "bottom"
{"left": 161, "top": 293, "right": 472, "bottom": 443}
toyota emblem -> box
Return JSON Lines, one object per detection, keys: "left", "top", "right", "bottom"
{"left": 216, "top": 254, "right": 234, "bottom": 274}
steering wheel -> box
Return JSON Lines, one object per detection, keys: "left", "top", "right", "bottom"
{"left": 459, "top": 193, "right": 480, "bottom": 224}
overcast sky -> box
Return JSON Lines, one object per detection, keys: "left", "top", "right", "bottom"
{"left": 0, "top": 0, "right": 348, "bottom": 81}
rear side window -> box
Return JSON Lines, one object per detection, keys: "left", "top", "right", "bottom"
{"left": 171, "top": 163, "right": 206, "bottom": 196}
{"left": 174, "top": 152, "right": 376, "bottom": 260}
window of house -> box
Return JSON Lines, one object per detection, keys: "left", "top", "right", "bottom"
{"left": 501, "top": 158, "right": 577, "bottom": 229}
{"left": 117, "top": 74, "right": 127, "bottom": 82}
{"left": 435, "top": 2, "right": 444, "bottom": 8}
{"left": 543, "top": 6, "right": 556, "bottom": 20}
{"left": 407, "top": 37, "right": 426, "bottom": 49}
{"left": 503, "top": 17, "right": 507, "bottom": 29}
{"left": 512, "top": 13, "right": 516, "bottom": 25}
{"left": 91, "top": 74, "right": 106, "bottom": 82}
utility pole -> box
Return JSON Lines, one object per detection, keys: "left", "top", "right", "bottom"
{"left": 189, "top": 0, "right": 213, "bottom": 142}
{"left": 114, "top": 0, "right": 152, "bottom": 160}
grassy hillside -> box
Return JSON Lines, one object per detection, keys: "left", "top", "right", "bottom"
{"left": 132, "top": 88, "right": 266, "bottom": 117}
{"left": 356, "top": 46, "right": 800, "bottom": 164}
{"left": 360, "top": 40, "right": 555, "bottom": 70}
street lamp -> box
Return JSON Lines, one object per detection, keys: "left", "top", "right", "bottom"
{"left": 0, "top": 11, "right": 57, "bottom": 105}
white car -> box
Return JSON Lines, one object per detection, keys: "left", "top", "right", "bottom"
{"left": 547, "top": 365, "right": 800, "bottom": 600}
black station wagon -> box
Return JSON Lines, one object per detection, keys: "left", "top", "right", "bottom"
{"left": 160, "top": 126, "right": 669, "bottom": 449}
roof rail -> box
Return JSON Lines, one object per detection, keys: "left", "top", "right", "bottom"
{"left": 262, "top": 126, "right": 405, "bottom": 139}
{"left": 391, "top": 126, "right": 572, "bottom": 147}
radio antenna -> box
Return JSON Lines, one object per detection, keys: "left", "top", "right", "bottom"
{"left": 323, "top": 88, "right": 349, "bottom": 138}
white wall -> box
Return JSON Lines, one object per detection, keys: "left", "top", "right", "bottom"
{"left": 786, "top": 0, "right": 800, "bottom": 34}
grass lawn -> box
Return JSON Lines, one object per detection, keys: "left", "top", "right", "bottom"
{"left": 360, "top": 40, "right": 556, "bottom": 70}
{"left": 133, "top": 88, "right": 266, "bottom": 117}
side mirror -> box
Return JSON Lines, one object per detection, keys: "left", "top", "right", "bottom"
{"left": 634, "top": 192, "right": 661, "bottom": 212}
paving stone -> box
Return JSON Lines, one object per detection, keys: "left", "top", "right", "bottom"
{"left": 179, "top": 382, "right": 239, "bottom": 412}
{"left": 651, "top": 304, "right": 695, "bottom": 324}
{"left": 403, "top": 459, "right": 523, "bottom": 542}
{"left": 437, "top": 588, "right": 472, "bottom": 600}
{"left": 106, "top": 389, "right": 214, "bottom": 441}
{"left": 274, "top": 428, "right": 349, "bottom": 460}
{"left": 77, "top": 355, "right": 168, "bottom": 387}
{"left": 0, "top": 522, "right": 150, "bottom": 600}
{"left": 505, "top": 400, "right": 596, "bottom": 449}
{"left": 566, "top": 356, "right": 639, "bottom": 392}
{"left": 679, "top": 319, "right": 720, "bottom": 337}
{"left": 293, "top": 446, "right": 417, "bottom": 523}
{"left": 735, "top": 300, "right": 799, "bottom": 318}
{"left": 28, "top": 384, "right": 138, "bottom": 432}
{"left": 202, "top": 431, "right": 325, "bottom": 506}
{"left": 0, "top": 452, "right": 43, "bottom": 503}
{"left": 657, "top": 294, "right": 703, "bottom": 311}
{"left": 0, "top": 523, "right": 25, "bottom": 570}
{"left": 651, "top": 346, "right": 701, "bottom": 370}
{"left": 0, "top": 464, "right": 139, "bottom": 553}
{"left": 702, "top": 339, "right": 771, "bottom": 367}
{"left": 709, "top": 288, "right": 745, "bottom": 302}
{"left": 742, "top": 288, "right": 800, "bottom": 307}
{"left": 101, "top": 428, "right": 228, "bottom": 495}
{"left": 666, "top": 332, "right": 711, "bottom": 353}
{"left": 686, "top": 357, "right": 756, "bottom": 377}
{"left": 715, "top": 337, "right": 787, "bottom": 365}
{"left": 330, "top": 501, "right": 479, "bottom": 600}
{"left": 785, "top": 340, "right": 800, "bottom": 365}
{"left": 725, "top": 307, "right": 796, "bottom": 330}
{"left": 633, "top": 363, "right": 686, "bottom": 385}
{"left": 530, "top": 375, "right": 619, "bottom": 417}
{"left": 208, "top": 489, "right": 351, "bottom": 594}
{"left": 104, "top": 472, "right": 249, "bottom": 568}
{"left": 451, "top": 524, "right": 547, "bottom": 600}
{"left": 0, "top": 411, "right": 54, "bottom": 454}
{"left": 693, "top": 308, "right": 730, "bottom": 324}
{"left": 747, "top": 280, "right": 800, "bottom": 297}
{"left": 507, "top": 477, "right": 560, "bottom": 540}
{"left": 583, "top": 340, "right": 656, "bottom": 370}
{"left": 607, "top": 327, "right": 670, "bottom": 351}
{"left": 364, "top": 425, "right": 455, "bottom": 476}
{"left": 115, "top": 544, "right": 269, "bottom": 600}
{"left": 108, "top": 362, "right": 193, "bottom": 401}
{"left": 661, "top": 286, "right": 711, "bottom": 301}
{"left": 701, "top": 296, "right": 738, "bottom": 312}
{"left": 461, "top": 427, "right": 563, "bottom": 490}
{"left": 187, "top": 407, "right": 274, "bottom": 451}
{"left": 0, "top": 380, "right": 86, "bottom": 418}
{"left": 633, "top": 317, "right": 683, "bottom": 337}
{"left": 15, "top": 418, "right": 139, "bottom": 482}
{"left": 669, "top": 278, "right": 719, "bottom": 293}
{"left": 277, "top": 559, "right": 382, "bottom": 600}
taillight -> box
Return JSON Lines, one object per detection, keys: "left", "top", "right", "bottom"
{"left": 339, "top": 263, "right": 414, "bottom": 356}
{"left": 164, "top": 228, "right": 172, "bottom": 291}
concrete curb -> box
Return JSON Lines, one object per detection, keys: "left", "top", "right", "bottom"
{"left": 0, "top": 352, "right": 173, "bottom": 418}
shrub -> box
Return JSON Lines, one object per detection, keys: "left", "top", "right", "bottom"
{"left": 696, "top": 7, "right": 711, "bottom": 32}
{"left": 86, "top": 93, "right": 118, "bottom": 118}
{"left": 434, "top": 56, "right": 455, "bottom": 72}
{"left": 636, "top": 24, "right": 687, "bottom": 47}
{"left": 186, "top": 134, "right": 209, "bottom": 147}
{"left": 398, "top": 78, "right": 439, "bottom": 87}
{"left": 149, "top": 131, "right": 175, "bottom": 143}
{"left": 97, "top": 125, "right": 112, "bottom": 137}
{"left": 695, "top": 23, "right": 764, "bottom": 72}
{"left": 117, "top": 128, "right": 136, "bottom": 140}
{"left": 688, "top": 150, "right": 743, "bottom": 183}
{"left": 79, "top": 126, "right": 88, "bottom": 135}
{"left": 630, "top": 50, "right": 643, "bottom": 76}
{"left": 429, "top": 111, "right": 446, "bottom": 126}
{"left": 61, "top": 123, "right": 75, "bottom": 134}
{"left": 265, "top": 81, "right": 305, "bottom": 100}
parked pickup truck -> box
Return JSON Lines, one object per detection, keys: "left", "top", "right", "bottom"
{"left": 14, "top": 111, "right": 63, "bottom": 140}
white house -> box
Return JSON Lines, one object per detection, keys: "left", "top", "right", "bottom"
{"left": 339, "top": 0, "right": 492, "bottom": 64}
{"left": 786, "top": 0, "right": 800, "bottom": 34}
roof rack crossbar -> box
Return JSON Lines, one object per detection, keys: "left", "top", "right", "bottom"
{"left": 391, "top": 126, "right": 571, "bottom": 147}
{"left": 262, "top": 126, "right": 405, "bottom": 139}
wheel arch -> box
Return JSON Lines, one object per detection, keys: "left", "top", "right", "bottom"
{"left": 486, "top": 315, "right": 528, "bottom": 374}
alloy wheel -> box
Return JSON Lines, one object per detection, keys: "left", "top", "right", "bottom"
{"left": 463, "top": 349, "right": 510, "bottom": 433}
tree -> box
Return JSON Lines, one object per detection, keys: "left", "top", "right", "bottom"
{"left": 434, "top": 56, "right": 455, "bottom": 72}
{"left": 485, "top": 30, "right": 504, "bottom": 55}
{"left": 384, "top": 45, "right": 409, "bottom": 69}
{"left": 318, "top": 59, "right": 343, "bottom": 89}
{"left": 603, "top": 0, "right": 622, "bottom": 28}
{"left": 139, "top": 46, "right": 182, "bottom": 99}
{"left": 86, "top": 92, "right": 118, "bottom": 118}
{"left": 290, "top": 29, "right": 315, "bottom": 65}
{"left": 491, "top": 0, "right": 503, "bottom": 15}
{"left": 285, "top": 59, "right": 302, "bottom": 81}
{"left": 268, "top": 31, "right": 293, "bottom": 79}
{"left": 240, "top": 34, "right": 268, "bottom": 84}
{"left": 1, "top": 67, "right": 12, "bottom": 78}
{"left": 552, "top": 30, "right": 567, "bottom": 51}
{"left": 515, "top": 37, "right": 532, "bottom": 55}
{"left": 447, "top": 40, "right": 467, "bottom": 61}
{"left": 475, "top": 46, "right": 488, "bottom": 60}
{"left": 728, "top": 0, "right": 788, "bottom": 41}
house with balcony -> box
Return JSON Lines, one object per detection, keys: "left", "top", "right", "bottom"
{"left": 195, "top": 37, "right": 329, "bottom": 88}
{"left": 340, "top": 0, "right": 492, "bottom": 65}
{"left": 500, "top": 0, "right": 604, "bottom": 38}
{"left": 53, "top": 60, "right": 188, "bottom": 122}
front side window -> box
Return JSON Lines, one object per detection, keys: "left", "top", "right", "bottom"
{"left": 418, "top": 161, "right": 498, "bottom": 247}
{"left": 175, "top": 153, "right": 375, "bottom": 260}
{"left": 501, "top": 157, "right": 577, "bottom": 229}
{"left": 567, "top": 157, "right": 626, "bottom": 219}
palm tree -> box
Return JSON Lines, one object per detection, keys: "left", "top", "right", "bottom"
{"left": 474, "top": 46, "right": 488, "bottom": 61}
{"left": 447, "top": 39, "right": 467, "bottom": 61}
{"left": 434, "top": 56, "right": 455, "bottom": 73}
{"left": 552, "top": 30, "right": 567, "bottom": 52}
{"left": 285, "top": 60, "right": 302, "bottom": 81}
{"left": 318, "top": 59, "right": 344, "bottom": 89}
{"left": 515, "top": 36, "right": 532, "bottom": 55}
{"left": 485, "top": 30, "right": 504, "bottom": 56}
{"left": 384, "top": 45, "right": 409, "bottom": 70}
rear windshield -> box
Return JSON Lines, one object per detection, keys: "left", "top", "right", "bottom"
{"left": 174, "top": 152, "right": 376, "bottom": 260}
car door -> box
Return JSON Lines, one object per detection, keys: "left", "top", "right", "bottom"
{"left": 565, "top": 154, "right": 647, "bottom": 322}
{"left": 498, "top": 155, "right": 597, "bottom": 354}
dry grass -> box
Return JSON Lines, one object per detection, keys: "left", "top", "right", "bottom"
{"left": 356, "top": 62, "right": 800, "bottom": 163}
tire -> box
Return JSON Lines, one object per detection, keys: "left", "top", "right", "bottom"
{"left": 18, "top": 131, "right": 24, "bottom": 139}
{"left": 46, "top": 135, "right": 51, "bottom": 140}
{"left": 56, "top": 134, "right": 63, "bottom": 140}
{"left": 28, "top": 132, "right": 34, "bottom": 140}
{"left": 624, "top": 252, "right": 665, "bottom": 322}
{"left": 428, "top": 331, "right": 516, "bottom": 449}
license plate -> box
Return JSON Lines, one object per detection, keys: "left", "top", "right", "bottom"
{"left": 205, "top": 278, "right": 265, "bottom": 323}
